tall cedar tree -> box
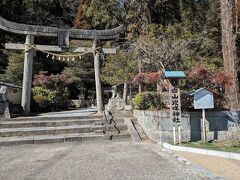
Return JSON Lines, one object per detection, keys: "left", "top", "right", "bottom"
{"left": 220, "top": 0, "right": 240, "bottom": 109}
{"left": 74, "top": 0, "right": 92, "bottom": 29}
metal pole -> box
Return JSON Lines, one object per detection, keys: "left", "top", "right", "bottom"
{"left": 93, "top": 39, "right": 104, "bottom": 114}
{"left": 21, "top": 35, "right": 34, "bottom": 115}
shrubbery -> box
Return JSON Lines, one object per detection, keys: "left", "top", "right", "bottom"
{"left": 32, "top": 72, "right": 69, "bottom": 112}
{"left": 132, "top": 92, "right": 165, "bottom": 110}
{"left": 32, "top": 95, "right": 50, "bottom": 112}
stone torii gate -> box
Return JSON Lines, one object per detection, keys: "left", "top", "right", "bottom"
{"left": 0, "top": 16, "right": 124, "bottom": 115}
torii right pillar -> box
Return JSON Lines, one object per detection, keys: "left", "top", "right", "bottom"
{"left": 93, "top": 39, "right": 104, "bottom": 114}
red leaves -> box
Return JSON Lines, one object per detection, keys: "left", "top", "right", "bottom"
{"left": 213, "top": 71, "right": 233, "bottom": 87}
{"left": 33, "top": 71, "right": 68, "bottom": 88}
{"left": 187, "top": 63, "right": 233, "bottom": 92}
{"left": 133, "top": 72, "right": 161, "bottom": 85}
{"left": 188, "top": 64, "right": 213, "bottom": 80}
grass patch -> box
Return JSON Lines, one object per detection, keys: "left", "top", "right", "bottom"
{"left": 180, "top": 141, "right": 240, "bottom": 153}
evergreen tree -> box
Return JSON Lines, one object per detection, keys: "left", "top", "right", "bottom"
{"left": 63, "top": 55, "right": 95, "bottom": 99}
{"left": 74, "top": 0, "right": 93, "bottom": 29}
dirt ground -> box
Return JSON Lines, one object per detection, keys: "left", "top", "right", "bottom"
{"left": 175, "top": 151, "right": 240, "bottom": 180}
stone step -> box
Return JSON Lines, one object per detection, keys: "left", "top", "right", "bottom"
{"left": 5, "top": 116, "right": 124, "bottom": 123}
{"left": 0, "top": 124, "right": 128, "bottom": 137}
{"left": 9, "top": 115, "right": 103, "bottom": 121}
{"left": 0, "top": 119, "right": 103, "bottom": 128}
{"left": 0, "top": 131, "right": 131, "bottom": 146}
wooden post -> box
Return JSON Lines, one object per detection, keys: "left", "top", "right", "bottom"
{"left": 123, "top": 82, "right": 128, "bottom": 104}
{"left": 202, "top": 109, "right": 206, "bottom": 143}
{"left": 93, "top": 39, "right": 104, "bottom": 114}
{"left": 173, "top": 126, "right": 176, "bottom": 145}
{"left": 21, "top": 35, "right": 34, "bottom": 115}
{"left": 178, "top": 125, "right": 182, "bottom": 144}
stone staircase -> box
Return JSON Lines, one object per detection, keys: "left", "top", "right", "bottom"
{"left": 0, "top": 114, "right": 131, "bottom": 146}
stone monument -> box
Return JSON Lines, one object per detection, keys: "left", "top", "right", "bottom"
{"left": 107, "top": 85, "right": 125, "bottom": 111}
{"left": 0, "top": 86, "right": 11, "bottom": 120}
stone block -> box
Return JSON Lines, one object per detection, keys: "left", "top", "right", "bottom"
{"left": 107, "top": 98, "right": 125, "bottom": 112}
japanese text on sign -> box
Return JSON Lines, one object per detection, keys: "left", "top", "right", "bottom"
{"left": 170, "top": 87, "right": 181, "bottom": 125}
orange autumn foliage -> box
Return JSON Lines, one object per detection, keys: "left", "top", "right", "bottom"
{"left": 74, "top": 0, "right": 92, "bottom": 29}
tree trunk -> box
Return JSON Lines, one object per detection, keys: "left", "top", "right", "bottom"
{"left": 157, "top": 83, "right": 162, "bottom": 93}
{"left": 139, "top": 84, "right": 142, "bottom": 93}
{"left": 123, "top": 82, "right": 128, "bottom": 104}
{"left": 220, "top": 0, "right": 239, "bottom": 109}
{"left": 138, "top": 61, "right": 142, "bottom": 93}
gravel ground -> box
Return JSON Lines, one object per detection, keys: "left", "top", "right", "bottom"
{"left": 175, "top": 151, "right": 240, "bottom": 180}
{"left": 0, "top": 141, "right": 212, "bottom": 180}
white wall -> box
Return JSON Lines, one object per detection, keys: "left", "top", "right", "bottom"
{"left": 7, "top": 88, "right": 22, "bottom": 105}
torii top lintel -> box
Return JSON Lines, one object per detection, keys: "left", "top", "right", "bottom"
{"left": 0, "top": 16, "right": 124, "bottom": 40}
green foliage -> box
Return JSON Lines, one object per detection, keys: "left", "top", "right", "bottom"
{"left": 180, "top": 91, "right": 193, "bottom": 111}
{"left": 182, "top": 141, "right": 240, "bottom": 153}
{"left": 32, "top": 72, "right": 70, "bottom": 111}
{"left": 63, "top": 55, "right": 95, "bottom": 99}
{"left": 32, "top": 87, "right": 57, "bottom": 103}
{"left": 0, "top": 51, "right": 45, "bottom": 85}
{"left": 133, "top": 92, "right": 165, "bottom": 110}
{"left": 32, "top": 95, "right": 51, "bottom": 112}
{"left": 0, "top": 0, "right": 24, "bottom": 21}
{"left": 101, "top": 50, "right": 138, "bottom": 85}
{"left": 0, "top": 50, "right": 8, "bottom": 73}
{"left": 5, "top": 52, "right": 24, "bottom": 84}
{"left": 0, "top": 52, "right": 24, "bottom": 85}
{"left": 0, "top": 0, "right": 233, "bottom": 110}
{"left": 74, "top": 0, "right": 92, "bottom": 29}
{"left": 32, "top": 86, "right": 69, "bottom": 112}
{"left": 86, "top": 0, "right": 123, "bottom": 29}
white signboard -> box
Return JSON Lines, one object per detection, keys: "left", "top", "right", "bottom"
{"left": 194, "top": 89, "right": 214, "bottom": 109}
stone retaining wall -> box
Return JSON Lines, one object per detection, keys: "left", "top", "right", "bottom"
{"left": 134, "top": 110, "right": 240, "bottom": 143}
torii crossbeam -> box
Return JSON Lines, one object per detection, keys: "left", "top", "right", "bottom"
{"left": 0, "top": 16, "right": 124, "bottom": 115}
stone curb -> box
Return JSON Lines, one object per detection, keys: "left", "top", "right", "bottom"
{"left": 124, "top": 118, "right": 141, "bottom": 142}
{"left": 161, "top": 142, "right": 240, "bottom": 161}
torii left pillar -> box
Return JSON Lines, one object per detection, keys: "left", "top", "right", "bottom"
{"left": 93, "top": 39, "right": 104, "bottom": 114}
{"left": 21, "top": 35, "right": 34, "bottom": 115}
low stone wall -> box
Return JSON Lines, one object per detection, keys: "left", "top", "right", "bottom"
{"left": 133, "top": 110, "right": 191, "bottom": 143}
{"left": 134, "top": 110, "right": 240, "bottom": 143}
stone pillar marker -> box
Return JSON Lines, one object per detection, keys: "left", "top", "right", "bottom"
{"left": 21, "top": 35, "right": 34, "bottom": 115}
{"left": 93, "top": 39, "right": 104, "bottom": 114}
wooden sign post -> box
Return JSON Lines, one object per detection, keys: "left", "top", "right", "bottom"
{"left": 190, "top": 88, "right": 214, "bottom": 143}
{"left": 169, "top": 86, "right": 182, "bottom": 145}
{"left": 165, "top": 71, "right": 186, "bottom": 145}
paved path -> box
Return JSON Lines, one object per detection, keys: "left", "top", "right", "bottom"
{"left": 175, "top": 151, "right": 240, "bottom": 180}
{"left": 17, "top": 107, "right": 98, "bottom": 119}
{"left": 39, "top": 107, "right": 98, "bottom": 117}
{"left": 0, "top": 142, "right": 211, "bottom": 180}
